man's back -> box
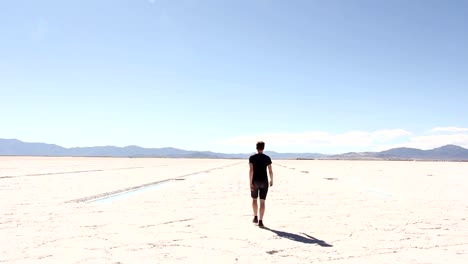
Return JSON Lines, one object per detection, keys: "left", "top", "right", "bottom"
{"left": 249, "top": 153, "right": 272, "bottom": 182}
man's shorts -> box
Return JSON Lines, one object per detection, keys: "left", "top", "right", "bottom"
{"left": 251, "top": 181, "right": 269, "bottom": 200}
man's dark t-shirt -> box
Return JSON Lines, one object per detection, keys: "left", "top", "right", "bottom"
{"left": 249, "top": 153, "right": 272, "bottom": 183}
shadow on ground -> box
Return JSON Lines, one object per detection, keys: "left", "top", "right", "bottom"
{"left": 262, "top": 227, "right": 333, "bottom": 247}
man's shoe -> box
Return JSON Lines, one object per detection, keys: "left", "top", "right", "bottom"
{"left": 253, "top": 216, "right": 258, "bottom": 223}
{"left": 258, "top": 220, "right": 264, "bottom": 228}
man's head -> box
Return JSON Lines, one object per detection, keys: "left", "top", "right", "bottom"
{"left": 256, "top": 141, "right": 265, "bottom": 152}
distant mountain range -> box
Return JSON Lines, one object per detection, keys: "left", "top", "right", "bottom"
{"left": 1, "top": 138, "right": 468, "bottom": 161}
{"left": 310, "top": 144, "right": 468, "bottom": 161}
{"left": 0, "top": 138, "right": 323, "bottom": 159}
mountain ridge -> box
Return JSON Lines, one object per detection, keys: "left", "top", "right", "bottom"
{"left": 321, "top": 144, "right": 468, "bottom": 161}
{"left": 1, "top": 138, "right": 468, "bottom": 161}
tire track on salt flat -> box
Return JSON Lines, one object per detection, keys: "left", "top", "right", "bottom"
{"left": 65, "top": 161, "right": 243, "bottom": 203}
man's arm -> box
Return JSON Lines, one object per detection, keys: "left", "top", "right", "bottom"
{"left": 249, "top": 163, "right": 254, "bottom": 190}
{"left": 268, "top": 164, "right": 274, "bottom": 187}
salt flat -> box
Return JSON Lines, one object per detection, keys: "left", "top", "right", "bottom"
{"left": 1, "top": 157, "right": 467, "bottom": 263}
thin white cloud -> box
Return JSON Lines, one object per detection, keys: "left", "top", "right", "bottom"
{"left": 148, "top": 0, "right": 156, "bottom": 4}
{"left": 219, "top": 127, "right": 468, "bottom": 152}
{"left": 371, "top": 129, "right": 413, "bottom": 142}
{"left": 219, "top": 129, "right": 412, "bottom": 150}
{"left": 376, "top": 133, "right": 468, "bottom": 151}
{"left": 431, "top": 127, "right": 468, "bottom": 133}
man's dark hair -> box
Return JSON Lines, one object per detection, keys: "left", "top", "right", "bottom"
{"left": 256, "top": 141, "right": 265, "bottom": 150}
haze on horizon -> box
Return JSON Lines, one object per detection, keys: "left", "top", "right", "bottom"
{"left": 1, "top": 0, "right": 467, "bottom": 154}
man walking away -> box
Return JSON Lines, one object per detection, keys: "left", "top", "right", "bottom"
{"left": 249, "top": 141, "right": 273, "bottom": 228}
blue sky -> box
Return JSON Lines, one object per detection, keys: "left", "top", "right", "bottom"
{"left": 1, "top": 0, "right": 467, "bottom": 154}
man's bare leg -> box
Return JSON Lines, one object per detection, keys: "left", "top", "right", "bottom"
{"left": 252, "top": 199, "right": 258, "bottom": 218}
{"left": 259, "top": 199, "right": 266, "bottom": 220}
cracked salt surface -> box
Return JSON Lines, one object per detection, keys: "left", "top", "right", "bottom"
{"left": 1, "top": 158, "right": 468, "bottom": 264}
